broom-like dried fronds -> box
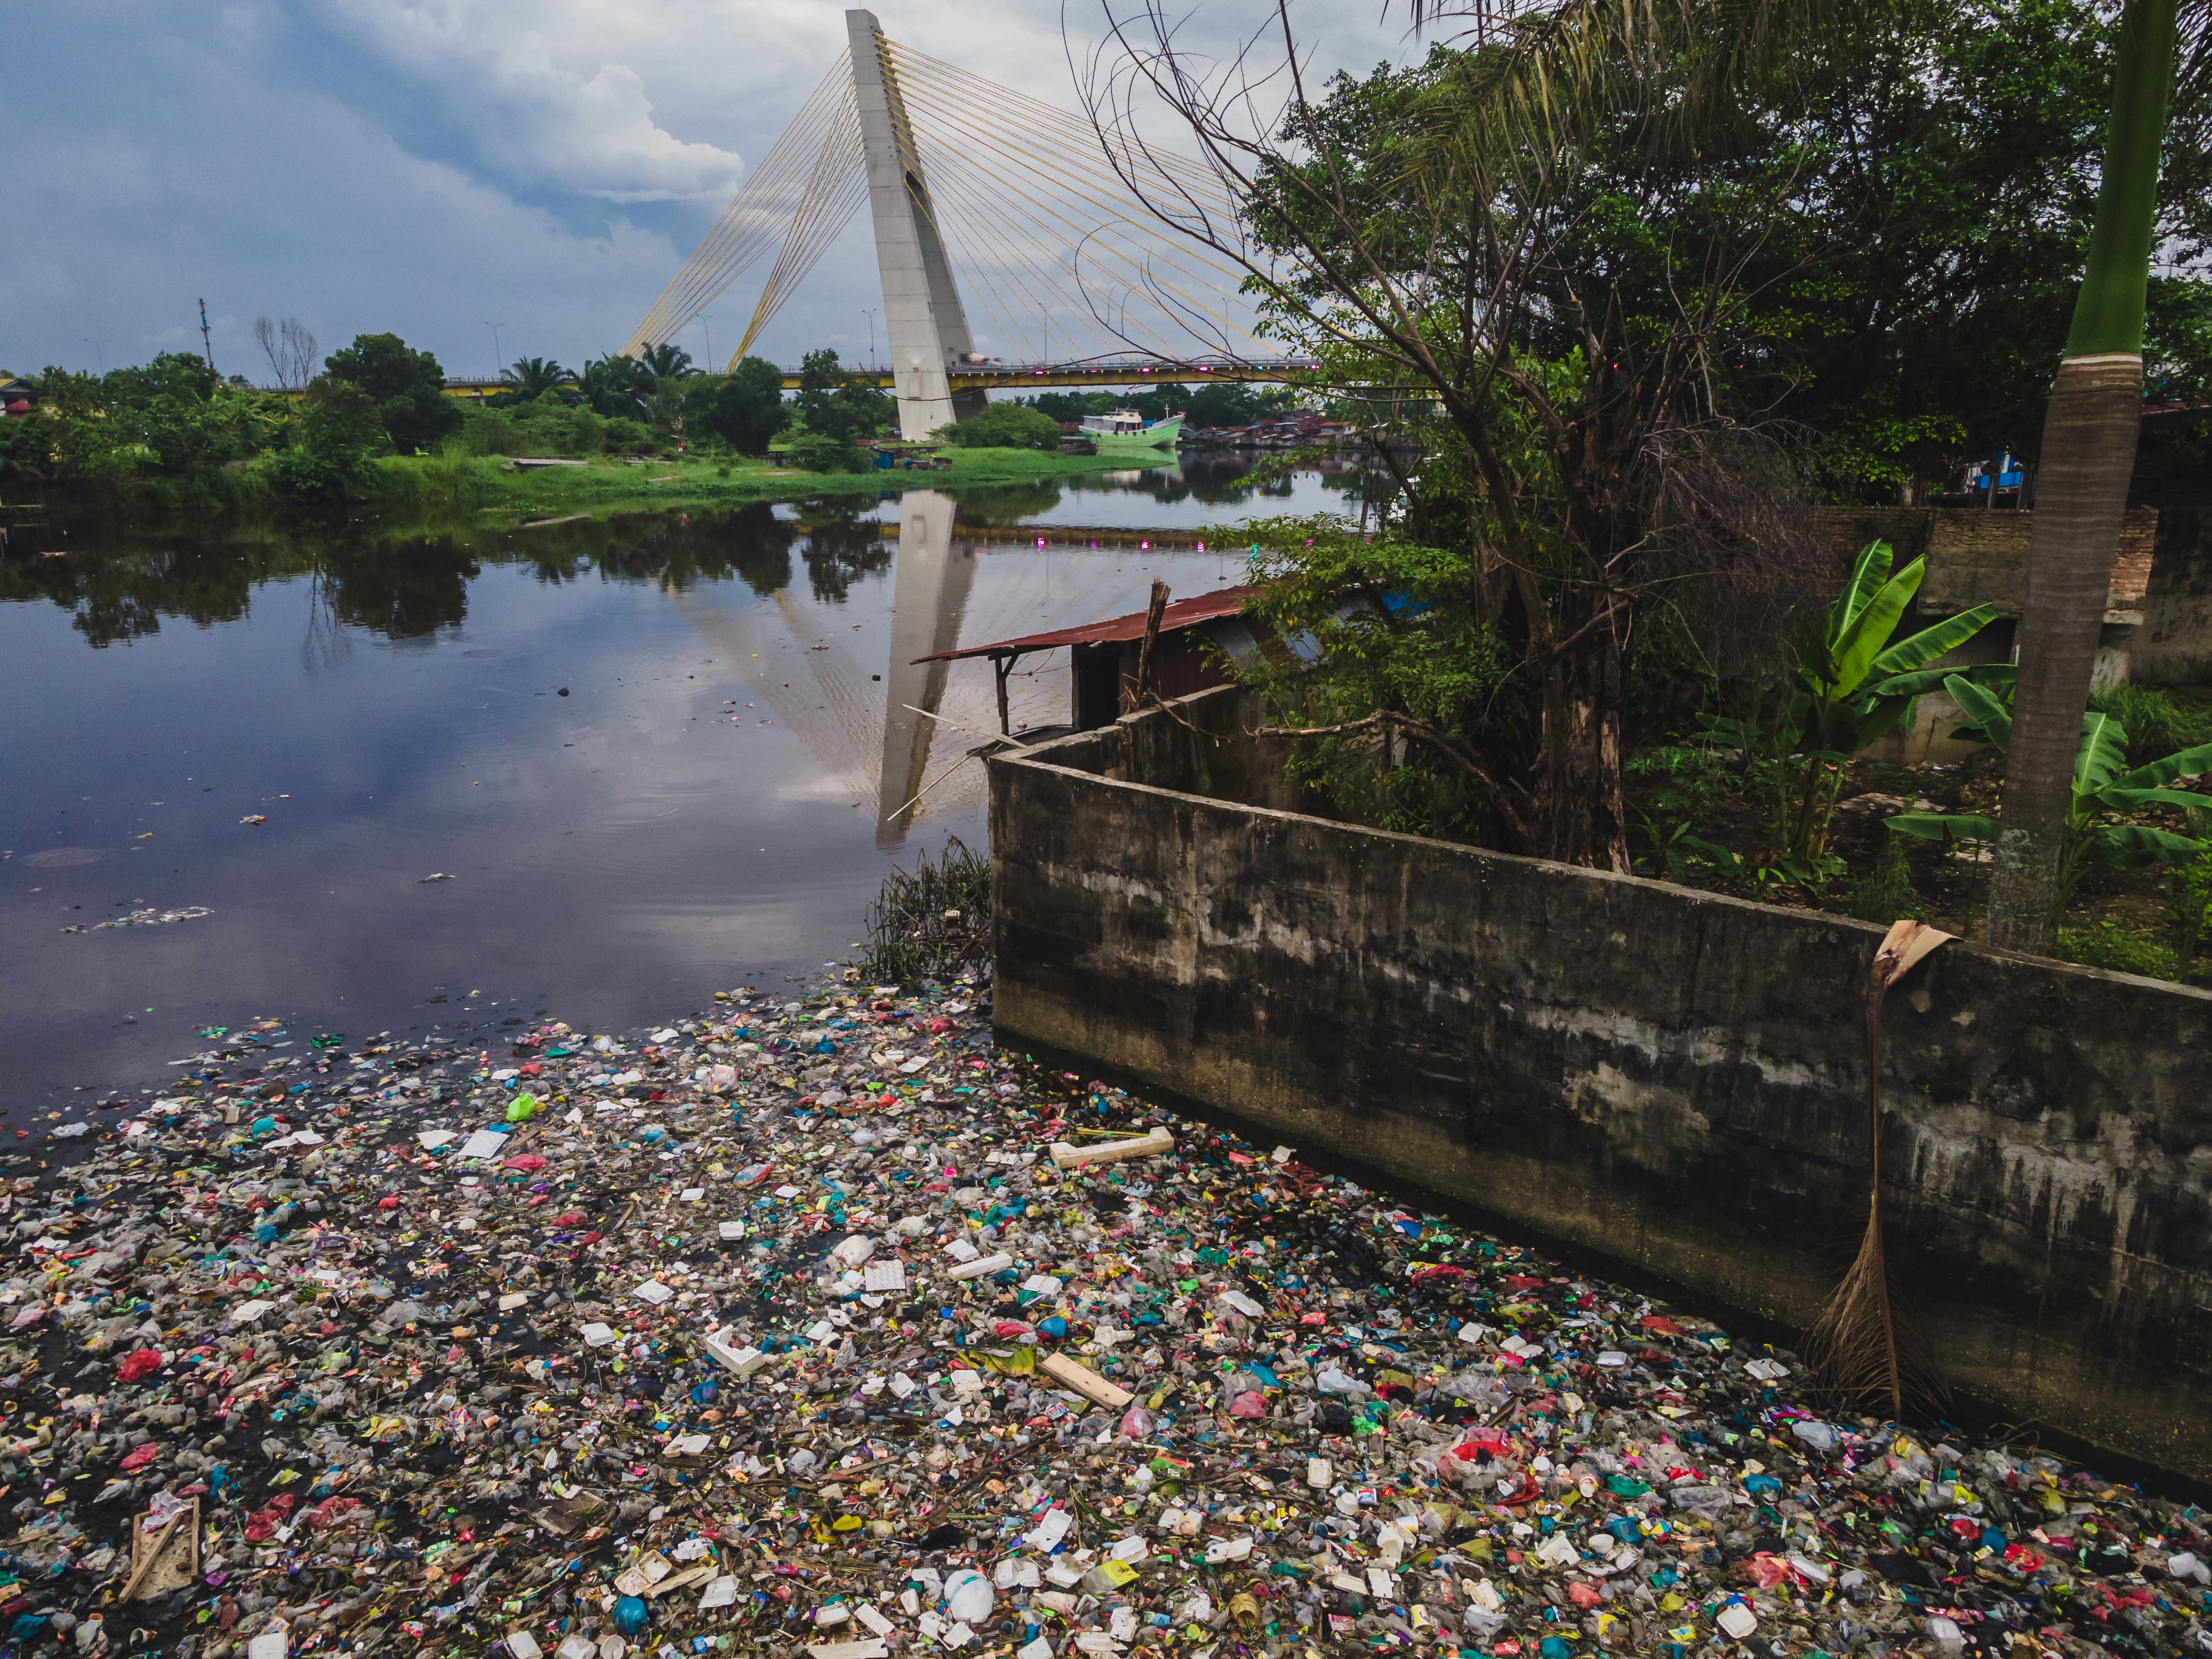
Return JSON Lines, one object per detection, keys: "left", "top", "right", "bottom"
{"left": 1804, "top": 919, "right": 1951, "bottom": 1418}
{"left": 1803, "top": 1200, "right": 1940, "bottom": 1419}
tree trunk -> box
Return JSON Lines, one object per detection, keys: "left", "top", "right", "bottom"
{"left": 1985, "top": 355, "right": 2143, "bottom": 951}
{"left": 1535, "top": 623, "right": 1631, "bottom": 872}
{"left": 1985, "top": 0, "right": 2176, "bottom": 952}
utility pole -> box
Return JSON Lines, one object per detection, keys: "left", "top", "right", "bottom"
{"left": 198, "top": 300, "right": 216, "bottom": 374}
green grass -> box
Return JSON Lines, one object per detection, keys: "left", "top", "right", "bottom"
{"left": 2054, "top": 920, "right": 2179, "bottom": 979}
{"left": 359, "top": 444, "right": 1144, "bottom": 520}
{"left": 1843, "top": 833, "right": 1916, "bottom": 924}
{"left": 2086, "top": 684, "right": 2212, "bottom": 767}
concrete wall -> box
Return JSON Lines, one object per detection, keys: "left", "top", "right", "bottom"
{"left": 989, "top": 688, "right": 2212, "bottom": 1481}
{"left": 1809, "top": 505, "right": 2158, "bottom": 617}
{"left": 2135, "top": 505, "right": 2212, "bottom": 687}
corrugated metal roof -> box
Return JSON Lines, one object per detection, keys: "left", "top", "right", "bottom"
{"left": 913, "top": 585, "right": 1261, "bottom": 664}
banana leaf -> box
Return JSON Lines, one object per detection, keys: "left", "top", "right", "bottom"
{"left": 2087, "top": 822, "right": 2209, "bottom": 868}
{"left": 2095, "top": 786, "right": 2212, "bottom": 812}
{"left": 1867, "top": 661, "right": 2015, "bottom": 700}
{"left": 2073, "top": 712, "right": 2129, "bottom": 799}
{"left": 1943, "top": 675, "right": 2013, "bottom": 751}
{"left": 1825, "top": 539, "right": 1896, "bottom": 655}
{"left": 2109, "top": 741, "right": 2212, "bottom": 792}
{"left": 1845, "top": 697, "right": 1918, "bottom": 753}
{"left": 1865, "top": 602, "right": 2000, "bottom": 682}
{"left": 1829, "top": 557, "right": 1924, "bottom": 696}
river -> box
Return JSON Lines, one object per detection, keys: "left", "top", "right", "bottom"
{"left": 1, "top": 460, "right": 1373, "bottom": 1117}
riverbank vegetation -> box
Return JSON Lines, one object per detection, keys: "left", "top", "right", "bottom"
{"left": 0, "top": 336, "right": 1160, "bottom": 512}
{"left": 1224, "top": 514, "right": 2212, "bottom": 981}
{"left": 1113, "top": 0, "right": 2212, "bottom": 972}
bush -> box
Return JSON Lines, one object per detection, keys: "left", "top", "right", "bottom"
{"left": 456, "top": 408, "right": 517, "bottom": 456}
{"left": 366, "top": 456, "right": 425, "bottom": 502}
{"left": 933, "top": 402, "right": 1062, "bottom": 450}
{"left": 2054, "top": 920, "right": 2178, "bottom": 979}
{"left": 509, "top": 392, "right": 607, "bottom": 457}
{"left": 783, "top": 432, "right": 863, "bottom": 473}
{"left": 0, "top": 410, "right": 55, "bottom": 489}
{"left": 461, "top": 398, "right": 656, "bottom": 459}
{"left": 267, "top": 445, "right": 361, "bottom": 504}
{"left": 270, "top": 380, "right": 382, "bottom": 502}
{"left": 792, "top": 349, "right": 893, "bottom": 444}
{"left": 602, "top": 417, "right": 656, "bottom": 455}
{"left": 416, "top": 440, "right": 499, "bottom": 504}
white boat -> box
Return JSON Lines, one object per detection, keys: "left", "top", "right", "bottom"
{"left": 1079, "top": 409, "right": 1183, "bottom": 451}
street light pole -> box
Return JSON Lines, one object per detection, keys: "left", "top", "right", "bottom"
{"left": 864, "top": 309, "right": 876, "bottom": 369}
{"left": 699, "top": 315, "right": 716, "bottom": 372}
{"left": 483, "top": 322, "right": 504, "bottom": 380}
{"left": 82, "top": 338, "right": 110, "bottom": 375}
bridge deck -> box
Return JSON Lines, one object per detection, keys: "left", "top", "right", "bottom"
{"left": 431, "top": 358, "right": 1316, "bottom": 398}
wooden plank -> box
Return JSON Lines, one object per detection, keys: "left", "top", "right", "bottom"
{"left": 1049, "top": 1128, "right": 1175, "bottom": 1170}
{"left": 123, "top": 1500, "right": 199, "bottom": 1601}
{"left": 1039, "top": 1353, "right": 1134, "bottom": 1410}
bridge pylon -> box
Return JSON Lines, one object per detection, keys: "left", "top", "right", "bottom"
{"left": 847, "top": 9, "right": 987, "bottom": 438}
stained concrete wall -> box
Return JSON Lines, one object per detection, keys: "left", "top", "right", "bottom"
{"left": 2135, "top": 505, "right": 2212, "bottom": 687}
{"left": 989, "top": 688, "right": 2212, "bottom": 1482}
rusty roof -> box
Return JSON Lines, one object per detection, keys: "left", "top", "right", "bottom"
{"left": 913, "top": 584, "right": 1261, "bottom": 664}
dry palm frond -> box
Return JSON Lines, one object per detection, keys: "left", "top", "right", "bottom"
{"left": 1802, "top": 917, "right": 1951, "bottom": 1418}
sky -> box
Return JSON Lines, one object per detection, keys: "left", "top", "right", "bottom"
{"left": 2, "top": 0, "right": 1413, "bottom": 384}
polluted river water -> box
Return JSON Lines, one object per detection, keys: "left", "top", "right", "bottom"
{"left": 4, "top": 468, "right": 2207, "bottom": 1659}
{"left": 1, "top": 463, "right": 1366, "bottom": 1117}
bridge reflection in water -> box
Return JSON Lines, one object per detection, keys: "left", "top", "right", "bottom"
{"left": 672, "top": 495, "right": 1235, "bottom": 848}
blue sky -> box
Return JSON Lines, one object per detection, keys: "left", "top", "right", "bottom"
{"left": 2, "top": 1, "right": 1401, "bottom": 382}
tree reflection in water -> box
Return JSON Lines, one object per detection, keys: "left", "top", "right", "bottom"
{"left": 0, "top": 461, "right": 1359, "bottom": 651}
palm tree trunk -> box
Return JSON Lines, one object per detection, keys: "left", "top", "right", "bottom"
{"left": 1986, "top": 0, "right": 2178, "bottom": 953}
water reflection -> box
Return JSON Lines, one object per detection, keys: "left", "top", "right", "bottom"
{"left": 877, "top": 492, "right": 974, "bottom": 847}
{"left": 1, "top": 463, "right": 1359, "bottom": 1105}
{"left": 3, "top": 458, "right": 1381, "bottom": 645}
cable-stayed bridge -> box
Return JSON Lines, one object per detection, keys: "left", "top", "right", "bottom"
{"left": 625, "top": 9, "right": 1291, "bottom": 435}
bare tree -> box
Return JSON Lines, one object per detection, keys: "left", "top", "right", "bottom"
{"left": 1079, "top": 0, "right": 1834, "bottom": 869}
{"left": 254, "top": 315, "right": 319, "bottom": 392}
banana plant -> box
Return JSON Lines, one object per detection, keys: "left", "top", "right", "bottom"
{"left": 1637, "top": 814, "right": 1744, "bottom": 884}
{"left": 1888, "top": 674, "right": 2212, "bottom": 945}
{"left": 1700, "top": 539, "right": 2002, "bottom": 861}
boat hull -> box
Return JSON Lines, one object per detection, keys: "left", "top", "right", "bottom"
{"left": 1086, "top": 414, "right": 1182, "bottom": 451}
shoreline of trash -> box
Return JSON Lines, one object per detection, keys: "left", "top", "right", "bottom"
{"left": 3, "top": 961, "right": 2206, "bottom": 1659}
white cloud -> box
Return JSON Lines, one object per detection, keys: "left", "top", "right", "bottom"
{"left": 0, "top": 31, "right": 681, "bottom": 374}
{"left": 311, "top": 0, "right": 751, "bottom": 202}
{"left": 0, "top": 1, "right": 1420, "bottom": 374}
